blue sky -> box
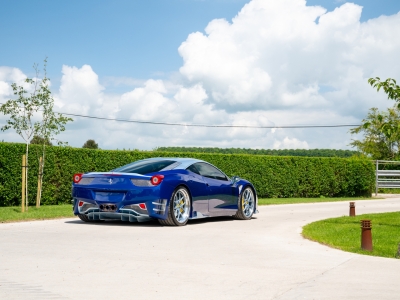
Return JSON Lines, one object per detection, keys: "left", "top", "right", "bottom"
{"left": 1, "top": 0, "right": 400, "bottom": 150}
{"left": 2, "top": 0, "right": 249, "bottom": 81}
{"left": 1, "top": 0, "right": 399, "bottom": 83}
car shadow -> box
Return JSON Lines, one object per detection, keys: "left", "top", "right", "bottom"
{"left": 65, "top": 215, "right": 257, "bottom": 227}
{"left": 187, "top": 216, "right": 235, "bottom": 226}
{"left": 64, "top": 219, "right": 160, "bottom": 227}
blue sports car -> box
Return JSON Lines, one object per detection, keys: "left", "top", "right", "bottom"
{"left": 72, "top": 157, "right": 258, "bottom": 226}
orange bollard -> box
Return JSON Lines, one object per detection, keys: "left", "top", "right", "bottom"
{"left": 349, "top": 202, "right": 355, "bottom": 217}
{"left": 361, "top": 220, "right": 373, "bottom": 251}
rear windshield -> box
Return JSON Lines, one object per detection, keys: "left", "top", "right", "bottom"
{"left": 112, "top": 160, "right": 176, "bottom": 175}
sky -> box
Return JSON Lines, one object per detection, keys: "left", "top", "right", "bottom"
{"left": 1, "top": 0, "right": 400, "bottom": 150}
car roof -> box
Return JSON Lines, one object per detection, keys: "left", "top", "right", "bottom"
{"left": 138, "top": 157, "right": 206, "bottom": 169}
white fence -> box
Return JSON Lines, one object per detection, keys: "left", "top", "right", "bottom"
{"left": 375, "top": 160, "right": 400, "bottom": 195}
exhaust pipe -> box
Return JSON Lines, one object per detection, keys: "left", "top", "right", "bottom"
{"left": 100, "top": 204, "right": 117, "bottom": 211}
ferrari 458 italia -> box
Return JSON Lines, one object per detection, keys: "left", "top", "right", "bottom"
{"left": 72, "top": 157, "right": 258, "bottom": 226}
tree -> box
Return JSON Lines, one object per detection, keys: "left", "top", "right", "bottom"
{"left": 30, "top": 134, "right": 52, "bottom": 146}
{"left": 0, "top": 67, "right": 42, "bottom": 209}
{"left": 350, "top": 77, "right": 400, "bottom": 160}
{"left": 368, "top": 77, "right": 400, "bottom": 106}
{"left": 0, "top": 59, "right": 73, "bottom": 208}
{"left": 33, "top": 59, "right": 72, "bottom": 206}
{"left": 350, "top": 107, "right": 400, "bottom": 160}
{"left": 83, "top": 139, "right": 99, "bottom": 149}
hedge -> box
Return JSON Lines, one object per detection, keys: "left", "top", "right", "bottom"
{"left": 0, "top": 142, "right": 375, "bottom": 207}
{"left": 155, "top": 147, "right": 359, "bottom": 157}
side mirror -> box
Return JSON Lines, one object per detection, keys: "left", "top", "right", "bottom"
{"left": 231, "top": 176, "right": 240, "bottom": 185}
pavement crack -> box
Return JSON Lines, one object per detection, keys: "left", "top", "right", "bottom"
{"left": 272, "top": 256, "right": 355, "bottom": 300}
{"left": 0, "top": 278, "right": 69, "bottom": 299}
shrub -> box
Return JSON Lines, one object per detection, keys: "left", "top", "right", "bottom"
{"left": 0, "top": 142, "right": 375, "bottom": 206}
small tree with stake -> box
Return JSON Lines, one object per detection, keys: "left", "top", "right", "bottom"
{"left": 33, "top": 59, "right": 72, "bottom": 207}
{"left": 1, "top": 68, "right": 41, "bottom": 210}
{"left": 0, "top": 59, "right": 72, "bottom": 209}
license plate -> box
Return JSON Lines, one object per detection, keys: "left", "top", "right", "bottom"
{"left": 95, "top": 192, "right": 125, "bottom": 202}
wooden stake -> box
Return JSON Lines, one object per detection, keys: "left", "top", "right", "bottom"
{"left": 36, "top": 156, "right": 43, "bottom": 208}
{"left": 22, "top": 155, "right": 26, "bottom": 213}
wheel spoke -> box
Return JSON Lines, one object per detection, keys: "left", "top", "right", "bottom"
{"left": 241, "top": 188, "right": 255, "bottom": 217}
{"left": 171, "top": 188, "right": 191, "bottom": 224}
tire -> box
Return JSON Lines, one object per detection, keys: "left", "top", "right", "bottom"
{"left": 158, "top": 187, "right": 191, "bottom": 226}
{"left": 234, "top": 186, "right": 255, "bottom": 220}
{"left": 78, "top": 214, "right": 90, "bottom": 222}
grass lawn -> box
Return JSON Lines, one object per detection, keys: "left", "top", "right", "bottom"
{"left": 303, "top": 212, "right": 400, "bottom": 259}
{"left": 258, "top": 197, "right": 379, "bottom": 205}
{"left": 0, "top": 205, "right": 75, "bottom": 223}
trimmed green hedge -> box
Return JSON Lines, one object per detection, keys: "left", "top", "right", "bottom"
{"left": 155, "top": 146, "right": 359, "bottom": 157}
{"left": 0, "top": 142, "right": 375, "bottom": 206}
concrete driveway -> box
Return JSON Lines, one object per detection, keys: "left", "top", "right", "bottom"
{"left": 1, "top": 198, "right": 399, "bottom": 299}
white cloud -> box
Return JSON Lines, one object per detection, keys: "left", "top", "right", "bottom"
{"left": 273, "top": 137, "right": 309, "bottom": 149}
{"left": 180, "top": 0, "right": 399, "bottom": 114}
{"left": 56, "top": 65, "right": 105, "bottom": 113}
{"left": 0, "top": 67, "right": 26, "bottom": 83}
{"left": 2, "top": 0, "right": 400, "bottom": 150}
{"left": 0, "top": 67, "right": 27, "bottom": 102}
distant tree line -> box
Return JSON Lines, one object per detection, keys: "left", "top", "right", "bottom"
{"left": 154, "top": 147, "right": 359, "bottom": 158}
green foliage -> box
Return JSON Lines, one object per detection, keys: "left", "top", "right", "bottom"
{"left": 0, "top": 59, "right": 73, "bottom": 206}
{"left": 368, "top": 77, "right": 400, "bottom": 106}
{"left": 0, "top": 143, "right": 375, "bottom": 206}
{"left": 350, "top": 107, "right": 400, "bottom": 160}
{"left": 154, "top": 147, "right": 358, "bottom": 158}
{"left": 0, "top": 78, "right": 41, "bottom": 141}
{"left": 350, "top": 77, "right": 400, "bottom": 160}
{"left": 0, "top": 142, "right": 375, "bottom": 206}
{"left": 30, "top": 135, "right": 53, "bottom": 146}
{"left": 0, "top": 59, "right": 72, "bottom": 145}
{"left": 34, "top": 59, "right": 72, "bottom": 147}
{"left": 83, "top": 139, "right": 99, "bottom": 149}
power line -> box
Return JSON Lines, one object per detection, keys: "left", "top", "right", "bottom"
{"left": 58, "top": 111, "right": 360, "bottom": 129}
{"left": 0, "top": 101, "right": 361, "bottom": 128}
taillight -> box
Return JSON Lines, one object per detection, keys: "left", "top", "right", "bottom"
{"left": 73, "top": 173, "right": 83, "bottom": 183}
{"left": 139, "top": 203, "right": 147, "bottom": 210}
{"left": 150, "top": 175, "right": 164, "bottom": 186}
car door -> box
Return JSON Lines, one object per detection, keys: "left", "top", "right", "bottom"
{"left": 191, "top": 162, "right": 237, "bottom": 216}
{"left": 186, "top": 164, "right": 210, "bottom": 217}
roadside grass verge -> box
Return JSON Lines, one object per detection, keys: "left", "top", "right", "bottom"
{"left": 303, "top": 212, "right": 400, "bottom": 259}
{"left": 258, "top": 197, "right": 379, "bottom": 205}
{"left": 0, "top": 205, "right": 75, "bottom": 223}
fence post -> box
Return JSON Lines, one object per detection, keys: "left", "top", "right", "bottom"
{"left": 36, "top": 156, "right": 43, "bottom": 208}
{"left": 21, "top": 155, "right": 26, "bottom": 213}
{"left": 375, "top": 160, "right": 378, "bottom": 196}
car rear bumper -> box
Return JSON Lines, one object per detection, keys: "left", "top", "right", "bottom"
{"left": 83, "top": 208, "right": 153, "bottom": 222}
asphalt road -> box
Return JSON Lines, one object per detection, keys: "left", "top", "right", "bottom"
{"left": 1, "top": 198, "right": 400, "bottom": 300}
